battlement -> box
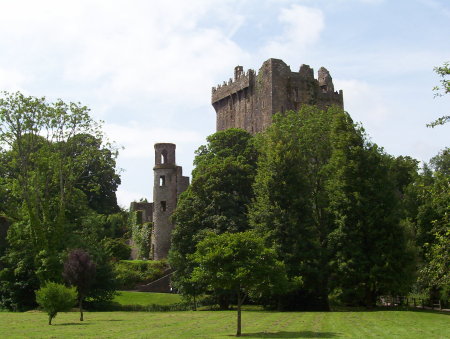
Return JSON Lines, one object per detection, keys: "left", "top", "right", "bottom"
{"left": 212, "top": 67, "right": 256, "bottom": 103}
{"left": 211, "top": 58, "right": 344, "bottom": 134}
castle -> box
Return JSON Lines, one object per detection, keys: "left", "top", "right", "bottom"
{"left": 131, "top": 58, "right": 344, "bottom": 260}
{"left": 130, "top": 143, "right": 189, "bottom": 260}
{"left": 212, "top": 58, "right": 344, "bottom": 134}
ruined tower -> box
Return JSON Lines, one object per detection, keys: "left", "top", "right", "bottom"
{"left": 211, "top": 58, "right": 344, "bottom": 134}
{"left": 151, "top": 143, "right": 189, "bottom": 260}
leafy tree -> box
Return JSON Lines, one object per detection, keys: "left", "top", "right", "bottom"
{"left": 326, "top": 112, "right": 416, "bottom": 306}
{"left": 35, "top": 282, "right": 77, "bottom": 325}
{"left": 249, "top": 106, "right": 337, "bottom": 310}
{"left": 62, "top": 249, "right": 96, "bottom": 321}
{"left": 0, "top": 233, "right": 39, "bottom": 311}
{"left": 0, "top": 216, "right": 9, "bottom": 257}
{"left": 0, "top": 92, "right": 99, "bottom": 255}
{"left": 190, "top": 231, "right": 287, "bottom": 337}
{"left": 66, "top": 134, "right": 121, "bottom": 215}
{"left": 170, "top": 129, "right": 257, "bottom": 307}
{"left": 250, "top": 106, "right": 416, "bottom": 308}
{"left": 428, "top": 62, "right": 450, "bottom": 127}
{"left": 416, "top": 148, "right": 450, "bottom": 300}
{"left": 0, "top": 91, "right": 121, "bottom": 310}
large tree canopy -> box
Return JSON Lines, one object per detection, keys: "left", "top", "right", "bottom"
{"left": 190, "top": 231, "right": 287, "bottom": 336}
{"left": 0, "top": 91, "right": 120, "bottom": 310}
{"left": 169, "top": 128, "right": 257, "bottom": 305}
{"left": 250, "top": 106, "right": 416, "bottom": 309}
{"left": 416, "top": 148, "right": 450, "bottom": 300}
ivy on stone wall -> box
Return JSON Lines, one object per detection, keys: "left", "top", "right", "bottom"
{"left": 129, "top": 211, "right": 152, "bottom": 260}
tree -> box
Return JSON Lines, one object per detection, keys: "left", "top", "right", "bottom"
{"left": 0, "top": 91, "right": 120, "bottom": 310}
{"left": 62, "top": 249, "right": 96, "bottom": 321}
{"left": 326, "top": 112, "right": 416, "bottom": 306}
{"left": 35, "top": 282, "right": 77, "bottom": 325}
{"left": 0, "top": 92, "right": 106, "bottom": 279}
{"left": 428, "top": 62, "right": 450, "bottom": 127}
{"left": 66, "top": 134, "right": 121, "bottom": 215}
{"left": 250, "top": 106, "right": 415, "bottom": 308}
{"left": 416, "top": 148, "right": 450, "bottom": 301}
{"left": 190, "top": 231, "right": 287, "bottom": 337}
{"left": 170, "top": 129, "right": 257, "bottom": 308}
{"left": 249, "top": 106, "right": 336, "bottom": 310}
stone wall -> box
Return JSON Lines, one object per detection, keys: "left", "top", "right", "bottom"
{"left": 151, "top": 143, "right": 189, "bottom": 260}
{"left": 212, "top": 58, "right": 344, "bottom": 134}
{"left": 129, "top": 201, "right": 153, "bottom": 223}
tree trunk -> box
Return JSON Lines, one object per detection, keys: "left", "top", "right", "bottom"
{"left": 49, "top": 315, "right": 52, "bottom": 325}
{"left": 79, "top": 298, "right": 84, "bottom": 321}
{"left": 236, "top": 289, "right": 242, "bottom": 337}
{"left": 218, "top": 293, "right": 229, "bottom": 310}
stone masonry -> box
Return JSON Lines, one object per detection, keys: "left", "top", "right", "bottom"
{"left": 212, "top": 58, "right": 344, "bottom": 134}
{"left": 129, "top": 143, "right": 189, "bottom": 260}
{"left": 130, "top": 58, "right": 343, "bottom": 262}
{"left": 151, "top": 143, "right": 189, "bottom": 260}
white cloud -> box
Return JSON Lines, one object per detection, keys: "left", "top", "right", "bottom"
{"left": 104, "top": 122, "right": 203, "bottom": 160}
{"left": 116, "top": 189, "right": 147, "bottom": 210}
{"left": 104, "top": 121, "right": 204, "bottom": 207}
{"left": 0, "top": 0, "right": 249, "bottom": 114}
{"left": 0, "top": 68, "right": 29, "bottom": 92}
{"left": 334, "top": 79, "right": 389, "bottom": 127}
{"left": 261, "top": 5, "right": 324, "bottom": 58}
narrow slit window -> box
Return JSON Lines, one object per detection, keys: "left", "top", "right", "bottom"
{"left": 159, "top": 175, "right": 166, "bottom": 186}
{"left": 160, "top": 201, "right": 166, "bottom": 212}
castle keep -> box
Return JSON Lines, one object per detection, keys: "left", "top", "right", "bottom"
{"left": 131, "top": 58, "right": 343, "bottom": 261}
{"left": 212, "top": 58, "right": 344, "bottom": 134}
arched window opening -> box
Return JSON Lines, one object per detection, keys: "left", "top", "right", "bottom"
{"left": 159, "top": 175, "right": 166, "bottom": 186}
{"left": 161, "top": 149, "right": 168, "bottom": 164}
{"left": 160, "top": 201, "right": 167, "bottom": 212}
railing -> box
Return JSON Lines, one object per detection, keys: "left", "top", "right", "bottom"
{"left": 379, "top": 295, "right": 446, "bottom": 310}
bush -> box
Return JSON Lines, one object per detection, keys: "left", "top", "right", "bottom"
{"left": 102, "top": 238, "right": 131, "bottom": 261}
{"left": 36, "top": 282, "right": 77, "bottom": 325}
{"left": 114, "top": 260, "right": 168, "bottom": 289}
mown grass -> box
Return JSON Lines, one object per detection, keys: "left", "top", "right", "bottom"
{"left": 0, "top": 308, "right": 448, "bottom": 338}
{"left": 113, "top": 291, "right": 182, "bottom": 306}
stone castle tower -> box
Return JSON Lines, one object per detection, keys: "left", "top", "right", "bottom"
{"left": 212, "top": 58, "right": 344, "bottom": 134}
{"left": 151, "top": 143, "right": 189, "bottom": 260}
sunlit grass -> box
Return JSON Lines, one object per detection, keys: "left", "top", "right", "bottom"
{"left": 0, "top": 308, "right": 448, "bottom": 338}
{"left": 113, "top": 291, "right": 182, "bottom": 306}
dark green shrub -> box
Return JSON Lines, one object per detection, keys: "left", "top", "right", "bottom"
{"left": 114, "top": 260, "right": 168, "bottom": 289}
{"left": 102, "top": 238, "right": 131, "bottom": 261}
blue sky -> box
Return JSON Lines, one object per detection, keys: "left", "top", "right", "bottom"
{"left": 0, "top": 0, "right": 448, "bottom": 207}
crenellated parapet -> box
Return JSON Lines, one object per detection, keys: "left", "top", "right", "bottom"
{"left": 211, "top": 59, "right": 344, "bottom": 134}
{"left": 212, "top": 67, "right": 256, "bottom": 103}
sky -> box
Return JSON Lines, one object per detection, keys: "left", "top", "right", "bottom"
{"left": 0, "top": 0, "right": 449, "bottom": 208}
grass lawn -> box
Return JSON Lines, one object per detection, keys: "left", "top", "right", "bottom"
{"left": 0, "top": 309, "right": 448, "bottom": 338}
{"left": 113, "top": 291, "right": 182, "bottom": 306}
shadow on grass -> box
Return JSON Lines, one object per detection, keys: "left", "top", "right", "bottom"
{"left": 56, "top": 322, "right": 91, "bottom": 326}
{"left": 237, "top": 331, "right": 340, "bottom": 338}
